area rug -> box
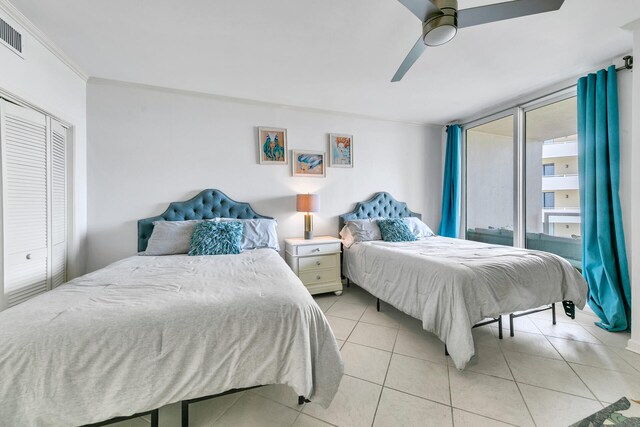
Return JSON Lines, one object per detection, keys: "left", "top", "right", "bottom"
{"left": 570, "top": 397, "right": 640, "bottom": 426}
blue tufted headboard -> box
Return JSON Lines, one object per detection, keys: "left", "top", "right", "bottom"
{"left": 338, "top": 192, "right": 421, "bottom": 232}
{"left": 137, "top": 189, "right": 272, "bottom": 252}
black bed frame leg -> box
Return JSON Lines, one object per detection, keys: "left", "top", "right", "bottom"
{"left": 444, "top": 344, "right": 449, "bottom": 356}
{"left": 509, "top": 313, "right": 515, "bottom": 337}
{"left": 552, "top": 302, "right": 556, "bottom": 325}
{"left": 181, "top": 400, "right": 189, "bottom": 427}
{"left": 150, "top": 409, "right": 158, "bottom": 427}
{"left": 498, "top": 315, "right": 503, "bottom": 339}
{"left": 376, "top": 298, "right": 380, "bottom": 312}
{"left": 298, "top": 396, "right": 310, "bottom": 405}
{"left": 346, "top": 278, "right": 350, "bottom": 288}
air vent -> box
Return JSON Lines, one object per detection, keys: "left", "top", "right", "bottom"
{"left": 0, "top": 16, "right": 22, "bottom": 55}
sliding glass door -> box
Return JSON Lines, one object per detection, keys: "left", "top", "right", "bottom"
{"left": 463, "top": 90, "right": 580, "bottom": 269}
{"left": 465, "top": 115, "right": 514, "bottom": 246}
{"left": 525, "top": 96, "right": 582, "bottom": 269}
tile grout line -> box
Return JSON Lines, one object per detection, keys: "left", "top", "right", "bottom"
{"left": 501, "top": 342, "right": 538, "bottom": 427}
{"left": 369, "top": 328, "right": 399, "bottom": 427}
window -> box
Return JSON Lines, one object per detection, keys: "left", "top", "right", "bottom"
{"left": 463, "top": 92, "right": 582, "bottom": 269}
{"left": 465, "top": 115, "right": 514, "bottom": 247}
{"left": 543, "top": 192, "right": 555, "bottom": 208}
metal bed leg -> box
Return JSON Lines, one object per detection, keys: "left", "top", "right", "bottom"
{"left": 444, "top": 344, "right": 449, "bottom": 356}
{"left": 376, "top": 298, "right": 380, "bottom": 312}
{"left": 150, "top": 409, "right": 158, "bottom": 427}
{"left": 346, "top": 278, "right": 350, "bottom": 288}
{"left": 298, "top": 396, "right": 310, "bottom": 405}
{"left": 498, "top": 315, "right": 503, "bottom": 339}
{"left": 552, "top": 302, "right": 556, "bottom": 325}
{"left": 181, "top": 400, "right": 189, "bottom": 427}
{"left": 509, "top": 313, "right": 515, "bottom": 337}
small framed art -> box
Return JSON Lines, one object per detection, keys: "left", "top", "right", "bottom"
{"left": 329, "top": 133, "right": 353, "bottom": 168}
{"left": 258, "top": 127, "right": 287, "bottom": 164}
{"left": 292, "top": 150, "right": 326, "bottom": 177}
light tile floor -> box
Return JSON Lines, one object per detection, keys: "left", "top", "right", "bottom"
{"left": 115, "top": 284, "right": 637, "bottom": 427}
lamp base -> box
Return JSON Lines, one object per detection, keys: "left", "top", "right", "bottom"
{"left": 304, "top": 213, "right": 314, "bottom": 240}
{"left": 304, "top": 230, "right": 314, "bottom": 240}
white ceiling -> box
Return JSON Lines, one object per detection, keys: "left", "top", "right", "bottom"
{"left": 9, "top": 0, "right": 640, "bottom": 124}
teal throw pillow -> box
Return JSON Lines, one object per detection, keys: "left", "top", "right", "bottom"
{"left": 188, "top": 221, "right": 244, "bottom": 256}
{"left": 378, "top": 218, "right": 417, "bottom": 242}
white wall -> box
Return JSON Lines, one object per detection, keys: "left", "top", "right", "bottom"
{"left": 86, "top": 79, "right": 442, "bottom": 272}
{"left": 625, "top": 22, "right": 640, "bottom": 353}
{"left": 0, "top": 1, "right": 87, "bottom": 279}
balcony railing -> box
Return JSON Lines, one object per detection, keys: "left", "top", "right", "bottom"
{"left": 542, "top": 174, "right": 579, "bottom": 191}
{"left": 542, "top": 141, "right": 578, "bottom": 159}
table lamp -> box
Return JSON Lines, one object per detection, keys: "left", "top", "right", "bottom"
{"left": 296, "top": 193, "right": 320, "bottom": 239}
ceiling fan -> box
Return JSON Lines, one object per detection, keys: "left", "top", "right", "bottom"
{"left": 391, "top": 0, "right": 565, "bottom": 82}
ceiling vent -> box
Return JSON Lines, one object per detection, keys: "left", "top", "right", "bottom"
{"left": 0, "top": 16, "right": 22, "bottom": 56}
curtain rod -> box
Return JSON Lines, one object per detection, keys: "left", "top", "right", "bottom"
{"left": 454, "top": 55, "right": 633, "bottom": 128}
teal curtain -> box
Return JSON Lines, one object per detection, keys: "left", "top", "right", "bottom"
{"left": 577, "top": 65, "right": 631, "bottom": 332}
{"left": 439, "top": 124, "right": 461, "bottom": 238}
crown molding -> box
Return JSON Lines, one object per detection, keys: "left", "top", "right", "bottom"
{"left": 0, "top": 0, "right": 89, "bottom": 81}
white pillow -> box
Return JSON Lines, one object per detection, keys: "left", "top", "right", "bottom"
{"left": 344, "top": 219, "right": 383, "bottom": 243}
{"left": 404, "top": 217, "right": 435, "bottom": 239}
{"left": 339, "top": 225, "right": 355, "bottom": 248}
{"left": 143, "top": 220, "right": 200, "bottom": 255}
{"left": 217, "top": 218, "right": 279, "bottom": 251}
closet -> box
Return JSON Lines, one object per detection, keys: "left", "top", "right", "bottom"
{"left": 0, "top": 98, "right": 68, "bottom": 309}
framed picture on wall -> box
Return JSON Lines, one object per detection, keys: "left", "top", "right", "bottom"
{"left": 258, "top": 127, "right": 288, "bottom": 164}
{"left": 292, "top": 150, "right": 326, "bottom": 177}
{"left": 329, "top": 133, "right": 353, "bottom": 168}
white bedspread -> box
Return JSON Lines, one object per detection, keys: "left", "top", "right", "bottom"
{"left": 343, "top": 237, "right": 588, "bottom": 369}
{"left": 0, "top": 249, "right": 343, "bottom": 426}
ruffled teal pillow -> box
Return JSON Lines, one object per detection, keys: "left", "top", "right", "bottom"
{"left": 378, "top": 218, "right": 417, "bottom": 242}
{"left": 188, "top": 221, "right": 244, "bottom": 256}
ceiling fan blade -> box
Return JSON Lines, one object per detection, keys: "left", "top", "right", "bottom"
{"left": 458, "top": 0, "right": 564, "bottom": 29}
{"left": 391, "top": 36, "right": 427, "bottom": 82}
{"left": 397, "top": 0, "right": 441, "bottom": 22}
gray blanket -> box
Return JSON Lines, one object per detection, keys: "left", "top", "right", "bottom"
{"left": 343, "top": 237, "right": 588, "bottom": 369}
{"left": 0, "top": 249, "right": 343, "bottom": 426}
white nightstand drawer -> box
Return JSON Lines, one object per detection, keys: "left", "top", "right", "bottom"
{"left": 299, "top": 255, "right": 337, "bottom": 272}
{"left": 300, "top": 268, "right": 338, "bottom": 286}
{"left": 296, "top": 243, "right": 341, "bottom": 256}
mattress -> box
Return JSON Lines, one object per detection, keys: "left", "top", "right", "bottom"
{"left": 343, "top": 236, "right": 588, "bottom": 369}
{"left": 0, "top": 249, "right": 343, "bottom": 426}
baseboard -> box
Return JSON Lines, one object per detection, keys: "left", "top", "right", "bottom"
{"left": 626, "top": 338, "right": 640, "bottom": 354}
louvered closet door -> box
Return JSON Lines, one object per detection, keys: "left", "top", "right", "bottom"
{"left": 50, "top": 119, "right": 66, "bottom": 288}
{"left": 1, "top": 100, "right": 49, "bottom": 307}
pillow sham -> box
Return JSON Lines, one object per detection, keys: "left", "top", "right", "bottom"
{"left": 143, "top": 220, "right": 199, "bottom": 256}
{"left": 378, "top": 218, "right": 417, "bottom": 242}
{"left": 188, "top": 221, "right": 244, "bottom": 256}
{"left": 216, "top": 218, "right": 279, "bottom": 251}
{"left": 339, "top": 225, "right": 355, "bottom": 248}
{"left": 404, "top": 217, "right": 435, "bottom": 239}
{"left": 344, "top": 219, "right": 383, "bottom": 243}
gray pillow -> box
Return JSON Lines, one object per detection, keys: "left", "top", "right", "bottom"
{"left": 345, "top": 219, "right": 383, "bottom": 243}
{"left": 216, "top": 218, "right": 279, "bottom": 251}
{"left": 143, "top": 220, "right": 199, "bottom": 255}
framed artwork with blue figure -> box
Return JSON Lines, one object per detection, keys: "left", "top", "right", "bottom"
{"left": 329, "top": 133, "right": 353, "bottom": 168}
{"left": 258, "top": 127, "right": 287, "bottom": 164}
{"left": 292, "top": 150, "right": 326, "bottom": 177}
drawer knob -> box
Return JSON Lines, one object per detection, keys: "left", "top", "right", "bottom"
{"left": 316, "top": 275, "right": 321, "bottom": 280}
{"left": 312, "top": 248, "right": 320, "bottom": 252}
{"left": 26, "top": 253, "right": 32, "bottom": 260}
{"left": 316, "top": 261, "right": 321, "bottom": 266}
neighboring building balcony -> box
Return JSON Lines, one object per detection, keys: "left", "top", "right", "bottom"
{"left": 542, "top": 174, "right": 579, "bottom": 191}
{"left": 542, "top": 141, "right": 578, "bottom": 159}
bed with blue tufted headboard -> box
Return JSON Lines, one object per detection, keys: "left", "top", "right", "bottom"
{"left": 137, "top": 189, "right": 272, "bottom": 252}
{"left": 338, "top": 192, "right": 421, "bottom": 233}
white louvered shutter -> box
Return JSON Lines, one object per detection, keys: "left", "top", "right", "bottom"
{"left": 50, "top": 119, "right": 67, "bottom": 288}
{"left": 1, "top": 100, "right": 49, "bottom": 307}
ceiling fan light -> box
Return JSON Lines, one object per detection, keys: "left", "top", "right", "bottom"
{"left": 423, "top": 14, "right": 457, "bottom": 47}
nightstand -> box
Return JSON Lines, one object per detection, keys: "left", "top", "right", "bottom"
{"left": 284, "top": 236, "right": 343, "bottom": 296}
